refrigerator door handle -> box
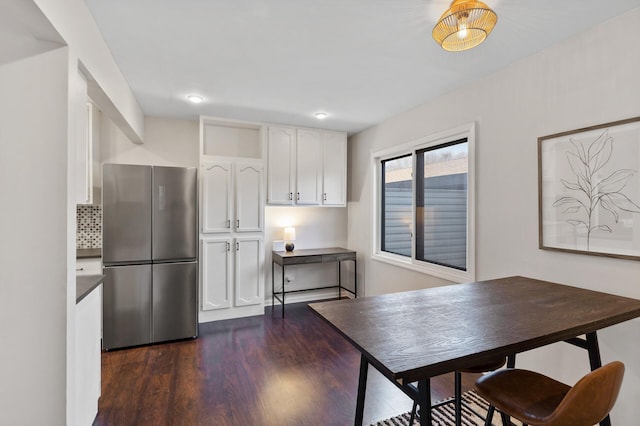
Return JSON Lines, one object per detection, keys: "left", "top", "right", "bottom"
{"left": 158, "top": 185, "right": 166, "bottom": 211}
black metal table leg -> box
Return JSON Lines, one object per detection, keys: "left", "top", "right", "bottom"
{"left": 355, "top": 354, "right": 369, "bottom": 426}
{"left": 338, "top": 260, "right": 342, "bottom": 298}
{"left": 586, "top": 332, "right": 611, "bottom": 426}
{"left": 271, "top": 260, "right": 275, "bottom": 312}
{"left": 281, "top": 264, "right": 286, "bottom": 318}
{"left": 506, "top": 353, "right": 516, "bottom": 368}
{"left": 565, "top": 332, "right": 610, "bottom": 426}
{"left": 354, "top": 258, "right": 357, "bottom": 298}
{"left": 418, "top": 379, "right": 432, "bottom": 426}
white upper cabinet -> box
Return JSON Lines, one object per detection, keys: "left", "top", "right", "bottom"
{"left": 322, "top": 131, "right": 347, "bottom": 206}
{"left": 201, "top": 162, "right": 233, "bottom": 233}
{"left": 75, "top": 70, "right": 91, "bottom": 204}
{"left": 295, "top": 129, "right": 322, "bottom": 205}
{"left": 201, "top": 160, "right": 263, "bottom": 234}
{"left": 75, "top": 68, "right": 101, "bottom": 205}
{"left": 267, "top": 126, "right": 296, "bottom": 204}
{"left": 267, "top": 125, "right": 347, "bottom": 207}
{"left": 235, "top": 163, "right": 263, "bottom": 232}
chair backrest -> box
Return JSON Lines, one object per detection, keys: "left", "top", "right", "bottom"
{"left": 544, "top": 361, "right": 625, "bottom": 426}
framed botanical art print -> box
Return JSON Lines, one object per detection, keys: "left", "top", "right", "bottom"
{"left": 539, "top": 116, "right": 640, "bottom": 260}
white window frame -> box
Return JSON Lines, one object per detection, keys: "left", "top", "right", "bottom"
{"left": 371, "top": 123, "right": 476, "bottom": 283}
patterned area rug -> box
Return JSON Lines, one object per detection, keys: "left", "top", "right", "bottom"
{"left": 371, "top": 390, "right": 522, "bottom": 426}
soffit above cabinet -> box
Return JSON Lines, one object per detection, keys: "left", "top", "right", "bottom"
{"left": 0, "top": 0, "right": 65, "bottom": 66}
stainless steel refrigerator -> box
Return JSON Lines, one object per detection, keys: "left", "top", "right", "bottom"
{"left": 102, "top": 164, "right": 198, "bottom": 350}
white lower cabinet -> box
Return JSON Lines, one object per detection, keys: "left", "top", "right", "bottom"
{"left": 201, "top": 237, "right": 264, "bottom": 312}
{"left": 235, "top": 238, "right": 263, "bottom": 306}
{"left": 201, "top": 238, "right": 232, "bottom": 310}
{"left": 75, "top": 285, "right": 101, "bottom": 426}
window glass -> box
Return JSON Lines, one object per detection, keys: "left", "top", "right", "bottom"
{"left": 381, "top": 155, "right": 412, "bottom": 257}
{"left": 416, "top": 139, "right": 468, "bottom": 270}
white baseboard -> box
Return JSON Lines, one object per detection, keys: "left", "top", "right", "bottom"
{"left": 198, "top": 304, "right": 265, "bottom": 323}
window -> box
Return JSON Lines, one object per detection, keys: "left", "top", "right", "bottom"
{"left": 381, "top": 155, "right": 412, "bottom": 257}
{"left": 373, "top": 124, "right": 475, "bottom": 283}
{"left": 416, "top": 140, "right": 468, "bottom": 270}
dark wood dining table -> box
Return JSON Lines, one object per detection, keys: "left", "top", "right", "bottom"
{"left": 309, "top": 275, "right": 640, "bottom": 426}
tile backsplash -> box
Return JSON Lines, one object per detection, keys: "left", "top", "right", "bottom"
{"left": 77, "top": 205, "right": 102, "bottom": 249}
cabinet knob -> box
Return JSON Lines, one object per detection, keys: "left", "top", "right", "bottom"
{"left": 236, "top": 219, "right": 240, "bottom": 228}
{"left": 297, "top": 192, "right": 300, "bottom": 200}
{"left": 323, "top": 193, "right": 327, "bottom": 201}
{"left": 289, "top": 192, "right": 293, "bottom": 200}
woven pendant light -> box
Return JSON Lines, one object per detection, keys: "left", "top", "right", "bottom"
{"left": 433, "top": 0, "right": 497, "bottom": 52}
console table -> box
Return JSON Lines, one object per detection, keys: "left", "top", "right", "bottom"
{"left": 271, "top": 247, "right": 357, "bottom": 317}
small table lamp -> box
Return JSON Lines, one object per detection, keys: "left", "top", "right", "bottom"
{"left": 284, "top": 227, "right": 296, "bottom": 252}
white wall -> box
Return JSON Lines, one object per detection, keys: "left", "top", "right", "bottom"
{"left": 265, "top": 206, "right": 350, "bottom": 303}
{"left": 101, "top": 116, "right": 198, "bottom": 167}
{"left": 348, "top": 7, "right": 640, "bottom": 423}
{"left": 0, "top": 48, "right": 69, "bottom": 426}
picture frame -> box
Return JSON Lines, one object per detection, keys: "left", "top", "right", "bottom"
{"left": 538, "top": 116, "right": 640, "bottom": 261}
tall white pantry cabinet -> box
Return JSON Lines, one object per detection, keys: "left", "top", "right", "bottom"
{"left": 199, "top": 118, "right": 265, "bottom": 321}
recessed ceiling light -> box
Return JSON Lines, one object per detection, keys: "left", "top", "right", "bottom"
{"left": 314, "top": 112, "right": 328, "bottom": 119}
{"left": 187, "top": 95, "right": 204, "bottom": 104}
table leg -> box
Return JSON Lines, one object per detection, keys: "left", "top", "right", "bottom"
{"left": 271, "top": 261, "right": 275, "bottom": 313}
{"left": 418, "top": 379, "right": 432, "bottom": 426}
{"left": 586, "top": 332, "right": 611, "bottom": 426}
{"left": 281, "top": 264, "right": 286, "bottom": 318}
{"left": 355, "top": 354, "right": 368, "bottom": 426}
{"left": 354, "top": 258, "right": 357, "bottom": 298}
{"left": 338, "top": 260, "right": 342, "bottom": 299}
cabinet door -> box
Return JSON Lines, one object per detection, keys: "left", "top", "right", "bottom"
{"left": 296, "top": 129, "right": 322, "bottom": 205}
{"left": 235, "top": 163, "right": 263, "bottom": 232}
{"left": 267, "top": 126, "right": 295, "bottom": 204}
{"left": 201, "top": 238, "right": 232, "bottom": 311}
{"left": 322, "top": 131, "right": 347, "bottom": 206}
{"left": 201, "top": 162, "right": 232, "bottom": 233}
{"left": 234, "top": 237, "right": 264, "bottom": 307}
{"left": 75, "top": 71, "right": 92, "bottom": 204}
{"left": 75, "top": 285, "right": 101, "bottom": 426}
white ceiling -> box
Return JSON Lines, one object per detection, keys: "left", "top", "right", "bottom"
{"left": 83, "top": 0, "right": 640, "bottom": 135}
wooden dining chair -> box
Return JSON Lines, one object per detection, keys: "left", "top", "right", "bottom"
{"left": 475, "top": 361, "right": 625, "bottom": 426}
{"left": 409, "top": 356, "right": 508, "bottom": 426}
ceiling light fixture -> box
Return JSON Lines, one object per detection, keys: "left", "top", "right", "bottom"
{"left": 432, "top": 0, "right": 497, "bottom": 52}
{"left": 187, "top": 95, "right": 204, "bottom": 104}
{"left": 314, "top": 112, "right": 328, "bottom": 119}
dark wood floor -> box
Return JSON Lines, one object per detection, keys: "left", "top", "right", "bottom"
{"left": 95, "top": 301, "right": 479, "bottom": 426}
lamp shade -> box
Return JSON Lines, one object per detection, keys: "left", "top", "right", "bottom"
{"left": 284, "top": 227, "right": 296, "bottom": 242}
{"left": 433, "top": 0, "right": 497, "bottom": 52}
